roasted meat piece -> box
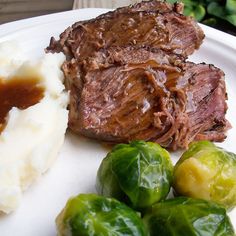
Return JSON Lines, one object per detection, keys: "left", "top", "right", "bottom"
{"left": 47, "top": 0, "right": 204, "bottom": 59}
{"left": 47, "top": 0, "right": 230, "bottom": 150}
{"left": 63, "top": 47, "right": 229, "bottom": 150}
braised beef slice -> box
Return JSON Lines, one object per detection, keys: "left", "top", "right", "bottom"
{"left": 63, "top": 47, "right": 228, "bottom": 150}
{"left": 47, "top": 1, "right": 204, "bottom": 59}
{"left": 47, "top": 0, "right": 230, "bottom": 149}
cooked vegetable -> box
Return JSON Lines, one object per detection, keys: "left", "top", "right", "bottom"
{"left": 96, "top": 141, "right": 173, "bottom": 209}
{"left": 173, "top": 141, "right": 236, "bottom": 209}
{"left": 56, "top": 193, "right": 147, "bottom": 236}
{"left": 143, "top": 197, "right": 235, "bottom": 236}
{"left": 167, "top": 0, "right": 236, "bottom": 35}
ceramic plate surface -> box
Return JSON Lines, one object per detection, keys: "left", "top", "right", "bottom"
{"left": 0, "top": 8, "right": 236, "bottom": 236}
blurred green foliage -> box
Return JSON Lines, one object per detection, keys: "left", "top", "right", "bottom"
{"left": 167, "top": 0, "right": 236, "bottom": 35}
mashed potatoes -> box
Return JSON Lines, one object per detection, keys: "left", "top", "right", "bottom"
{"left": 0, "top": 41, "right": 68, "bottom": 213}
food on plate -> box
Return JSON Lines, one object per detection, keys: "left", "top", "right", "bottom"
{"left": 57, "top": 141, "right": 236, "bottom": 235}
{"left": 0, "top": 41, "right": 68, "bottom": 213}
{"left": 56, "top": 193, "right": 147, "bottom": 236}
{"left": 143, "top": 197, "right": 235, "bottom": 236}
{"left": 64, "top": 47, "right": 229, "bottom": 150}
{"left": 46, "top": 0, "right": 230, "bottom": 150}
{"left": 96, "top": 141, "right": 173, "bottom": 209}
{"left": 47, "top": 0, "right": 204, "bottom": 59}
{"left": 173, "top": 141, "right": 236, "bottom": 209}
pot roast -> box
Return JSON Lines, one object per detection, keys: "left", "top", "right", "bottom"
{"left": 47, "top": 0, "right": 230, "bottom": 150}
{"left": 47, "top": 0, "right": 204, "bottom": 59}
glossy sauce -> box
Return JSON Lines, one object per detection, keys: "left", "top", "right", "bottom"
{"left": 0, "top": 77, "right": 45, "bottom": 133}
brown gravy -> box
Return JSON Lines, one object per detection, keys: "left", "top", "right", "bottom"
{"left": 0, "top": 77, "right": 45, "bottom": 133}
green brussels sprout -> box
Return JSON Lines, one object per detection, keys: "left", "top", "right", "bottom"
{"left": 56, "top": 193, "right": 147, "bottom": 236}
{"left": 96, "top": 140, "right": 173, "bottom": 209}
{"left": 143, "top": 197, "right": 235, "bottom": 236}
{"left": 173, "top": 141, "right": 236, "bottom": 209}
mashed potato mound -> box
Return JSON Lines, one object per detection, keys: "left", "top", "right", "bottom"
{"left": 0, "top": 41, "right": 68, "bottom": 213}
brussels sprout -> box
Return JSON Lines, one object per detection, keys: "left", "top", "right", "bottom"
{"left": 173, "top": 141, "right": 236, "bottom": 209}
{"left": 56, "top": 193, "right": 147, "bottom": 236}
{"left": 96, "top": 141, "right": 173, "bottom": 209}
{"left": 143, "top": 197, "right": 235, "bottom": 236}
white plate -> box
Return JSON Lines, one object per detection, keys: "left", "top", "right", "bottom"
{"left": 0, "top": 8, "right": 236, "bottom": 236}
